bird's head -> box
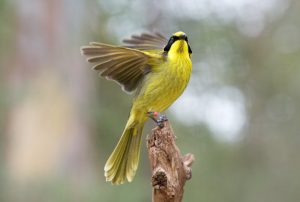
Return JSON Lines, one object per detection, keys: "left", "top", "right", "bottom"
{"left": 164, "top": 31, "right": 192, "bottom": 58}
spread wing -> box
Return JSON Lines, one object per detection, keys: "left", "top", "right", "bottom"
{"left": 122, "top": 32, "right": 167, "bottom": 51}
{"left": 81, "top": 42, "right": 151, "bottom": 93}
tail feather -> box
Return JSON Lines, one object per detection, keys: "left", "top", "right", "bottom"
{"left": 104, "top": 133, "right": 129, "bottom": 182}
{"left": 111, "top": 136, "right": 131, "bottom": 184}
{"left": 104, "top": 125, "right": 143, "bottom": 184}
{"left": 126, "top": 127, "right": 143, "bottom": 181}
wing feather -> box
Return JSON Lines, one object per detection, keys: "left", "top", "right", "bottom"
{"left": 123, "top": 32, "right": 167, "bottom": 51}
{"left": 92, "top": 59, "right": 122, "bottom": 71}
{"left": 87, "top": 53, "right": 124, "bottom": 63}
{"left": 81, "top": 43, "right": 150, "bottom": 93}
{"left": 102, "top": 57, "right": 137, "bottom": 77}
{"left": 81, "top": 32, "right": 166, "bottom": 93}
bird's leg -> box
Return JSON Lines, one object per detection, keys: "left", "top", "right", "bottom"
{"left": 147, "top": 111, "right": 168, "bottom": 128}
{"left": 147, "top": 111, "right": 159, "bottom": 123}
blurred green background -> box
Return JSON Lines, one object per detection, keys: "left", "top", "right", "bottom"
{"left": 1, "top": 0, "right": 300, "bottom": 201}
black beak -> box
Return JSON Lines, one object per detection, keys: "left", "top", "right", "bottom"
{"left": 179, "top": 33, "right": 187, "bottom": 41}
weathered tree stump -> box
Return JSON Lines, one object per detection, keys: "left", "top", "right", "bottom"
{"left": 147, "top": 121, "right": 195, "bottom": 202}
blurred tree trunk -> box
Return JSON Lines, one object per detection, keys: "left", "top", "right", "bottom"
{"left": 7, "top": 0, "right": 94, "bottom": 183}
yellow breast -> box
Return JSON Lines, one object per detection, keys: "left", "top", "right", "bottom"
{"left": 133, "top": 52, "right": 192, "bottom": 113}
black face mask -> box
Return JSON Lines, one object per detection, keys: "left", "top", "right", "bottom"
{"left": 164, "top": 36, "right": 192, "bottom": 54}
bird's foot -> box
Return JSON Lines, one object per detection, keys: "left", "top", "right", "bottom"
{"left": 147, "top": 111, "right": 168, "bottom": 128}
{"left": 156, "top": 114, "right": 168, "bottom": 128}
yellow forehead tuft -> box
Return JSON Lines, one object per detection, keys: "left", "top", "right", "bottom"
{"left": 173, "top": 31, "right": 186, "bottom": 37}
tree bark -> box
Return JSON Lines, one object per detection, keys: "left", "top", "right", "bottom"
{"left": 147, "top": 121, "right": 195, "bottom": 202}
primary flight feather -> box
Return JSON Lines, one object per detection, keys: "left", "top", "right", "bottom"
{"left": 81, "top": 31, "right": 192, "bottom": 184}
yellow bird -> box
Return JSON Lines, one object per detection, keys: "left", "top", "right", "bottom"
{"left": 81, "top": 31, "right": 192, "bottom": 184}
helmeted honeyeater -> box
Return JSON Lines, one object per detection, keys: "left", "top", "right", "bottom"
{"left": 81, "top": 31, "right": 192, "bottom": 184}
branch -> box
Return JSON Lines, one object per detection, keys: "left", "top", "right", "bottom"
{"left": 147, "top": 121, "right": 195, "bottom": 202}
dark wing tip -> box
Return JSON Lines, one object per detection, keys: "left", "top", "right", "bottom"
{"left": 122, "top": 32, "right": 167, "bottom": 51}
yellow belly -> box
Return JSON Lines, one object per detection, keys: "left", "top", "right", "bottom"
{"left": 132, "top": 57, "right": 192, "bottom": 117}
